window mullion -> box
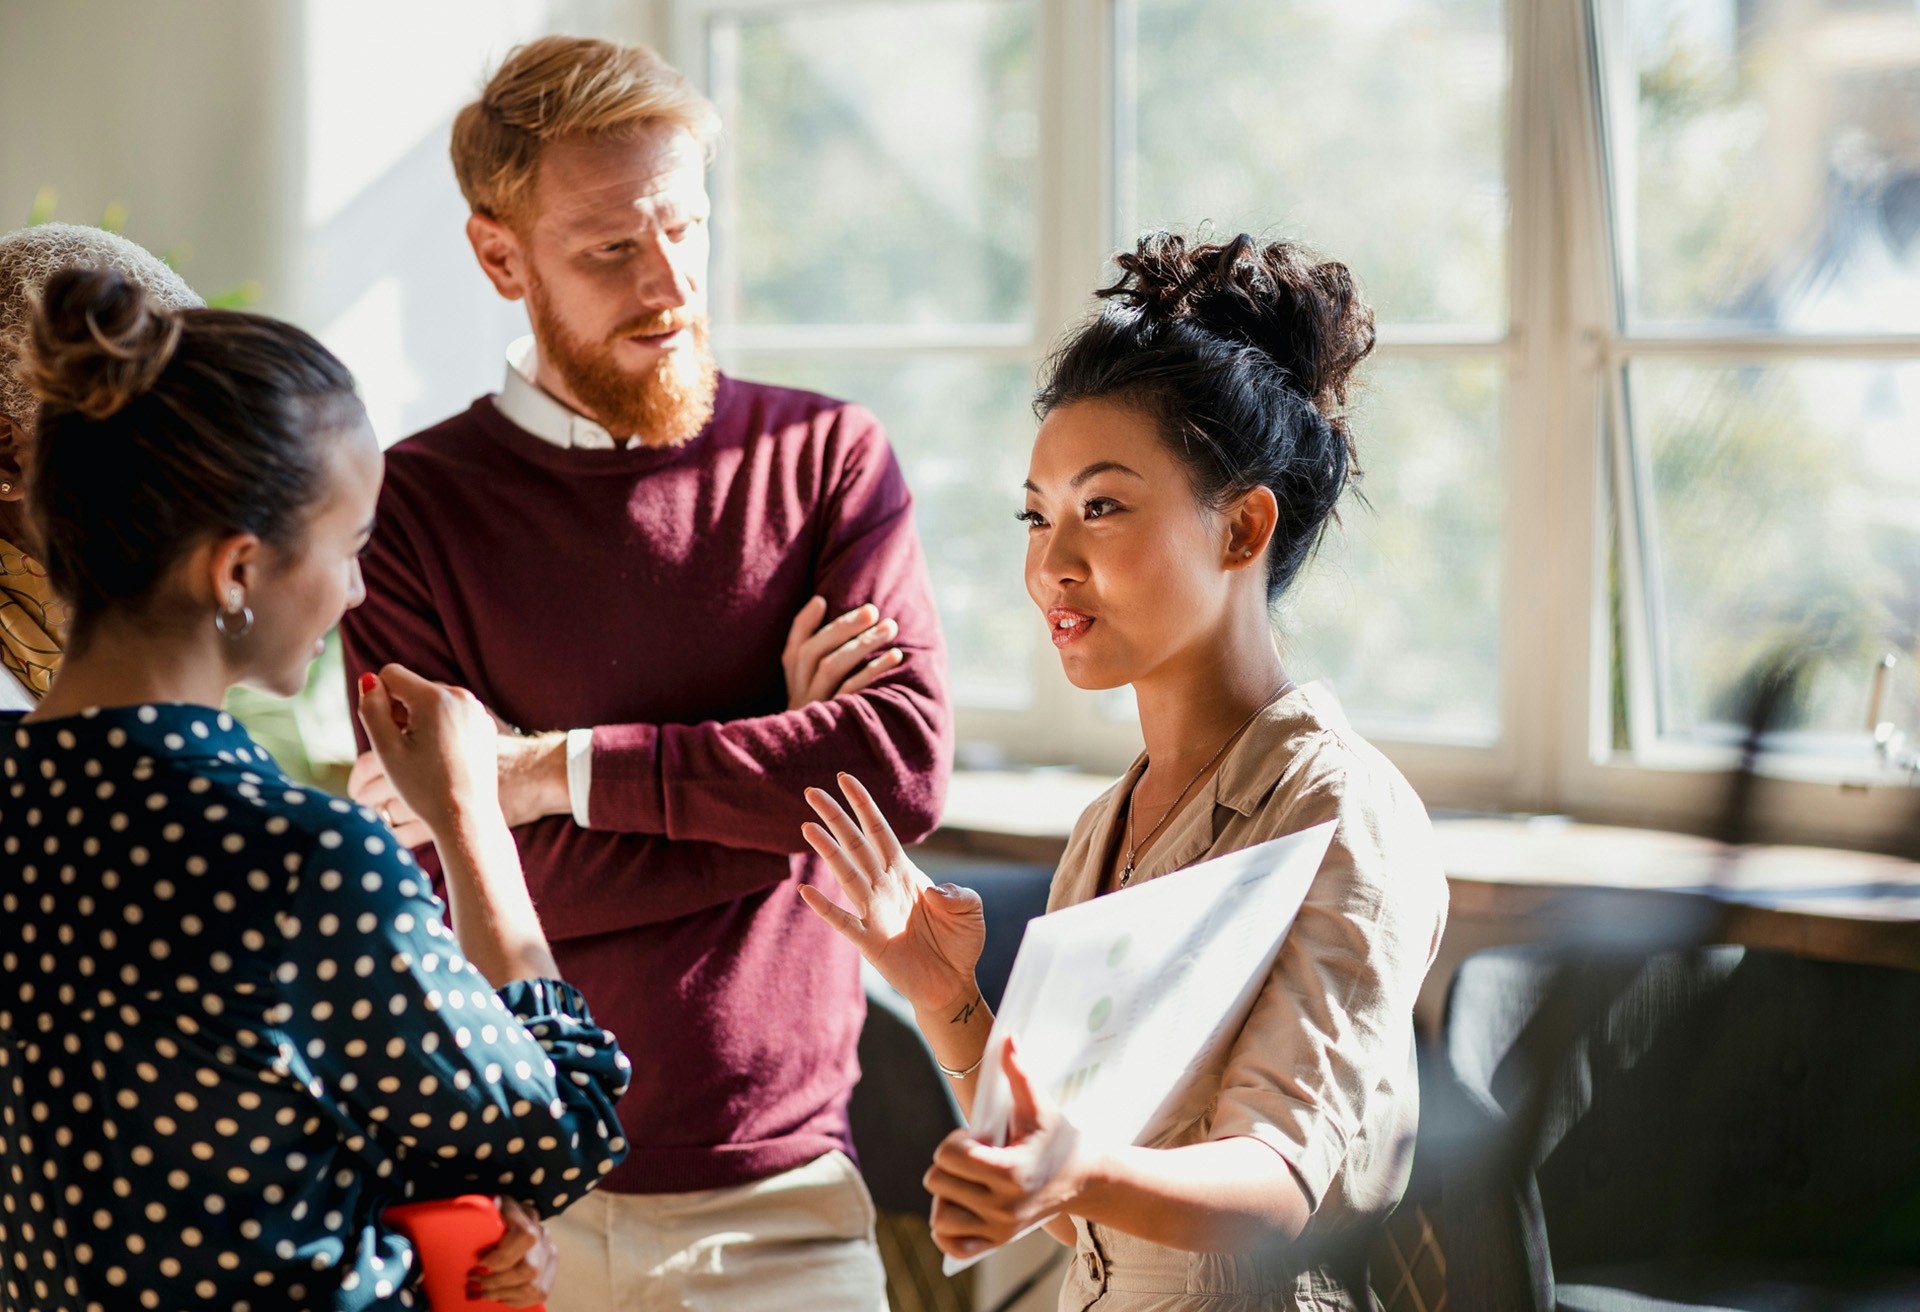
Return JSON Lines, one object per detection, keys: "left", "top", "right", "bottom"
{"left": 1605, "top": 364, "right": 1665, "bottom": 755}
{"left": 1497, "top": 0, "right": 1564, "bottom": 809}
{"left": 1040, "top": 0, "right": 1120, "bottom": 772}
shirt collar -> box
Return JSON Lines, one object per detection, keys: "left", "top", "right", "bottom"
{"left": 497, "top": 336, "right": 633, "bottom": 451}
{"left": 1213, "top": 680, "right": 1337, "bottom": 817}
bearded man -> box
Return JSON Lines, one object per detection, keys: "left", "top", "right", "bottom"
{"left": 338, "top": 35, "right": 951, "bottom": 1312}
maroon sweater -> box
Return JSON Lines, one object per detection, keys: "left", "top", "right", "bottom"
{"left": 340, "top": 378, "right": 952, "bottom": 1194}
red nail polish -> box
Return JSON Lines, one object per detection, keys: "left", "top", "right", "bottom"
{"left": 359, "top": 672, "right": 378, "bottom": 694}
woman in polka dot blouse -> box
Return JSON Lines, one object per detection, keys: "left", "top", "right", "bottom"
{"left": 0, "top": 269, "right": 631, "bottom": 1311}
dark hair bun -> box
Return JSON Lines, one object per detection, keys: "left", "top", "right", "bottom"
{"left": 26, "top": 265, "right": 182, "bottom": 420}
{"left": 1039, "top": 231, "right": 1380, "bottom": 602}
{"left": 1102, "top": 232, "right": 1375, "bottom": 451}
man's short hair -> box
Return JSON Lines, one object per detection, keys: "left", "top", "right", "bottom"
{"left": 0, "top": 223, "right": 202, "bottom": 432}
{"left": 451, "top": 35, "right": 721, "bottom": 230}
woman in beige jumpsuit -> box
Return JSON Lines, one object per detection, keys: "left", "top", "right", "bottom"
{"left": 799, "top": 232, "right": 1449, "bottom": 1311}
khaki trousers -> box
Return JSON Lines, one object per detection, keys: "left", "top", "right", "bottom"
{"left": 545, "top": 1150, "right": 888, "bottom": 1312}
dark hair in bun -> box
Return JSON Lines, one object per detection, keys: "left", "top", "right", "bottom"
{"left": 1036, "top": 231, "right": 1376, "bottom": 601}
{"left": 25, "top": 266, "right": 363, "bottom": 632}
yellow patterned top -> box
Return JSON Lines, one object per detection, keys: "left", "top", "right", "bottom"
{"left": 0, "top": 537, "right": 66, "bottom": 699}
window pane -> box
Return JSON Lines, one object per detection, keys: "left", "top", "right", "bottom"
{"left": 709, "top": 1, "right": 1036, "bottom": 326}
{"left": 726, "top": 355, "right": 1039, "bottom": 709}
{"left": 1632, "top": 360, "right": 1920, "bottom": 744}
{"left": 1606, "top": 0, "right": 1920, "bottom": 333}
{"left": 1121, "top": 0, "right": 1509, "bottom": 330}
{"left": 1285, "top": 358, "right": 1505, "bottom": 741}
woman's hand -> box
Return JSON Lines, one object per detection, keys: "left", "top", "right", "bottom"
{"left": 469, "top": 1196, "right": 557, "bottom": 1308}
{"left": 355, "top": 664, "right": 505, "bottom": 841}
{"left": 926, "top": 1037, "right": 1098, "bottom": 1259}
{"left": 798, "top": 773, "right": 985, "bottom": 1020}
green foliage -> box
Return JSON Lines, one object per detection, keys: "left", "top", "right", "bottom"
{"left": 23, "top": 189, "right": 260, "bottom": 308}
{"left": 206, "top": 281, "right": 264, "bottom": 309}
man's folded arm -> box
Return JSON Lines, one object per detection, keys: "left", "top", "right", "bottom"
{"left": 580, "top": 413, "right": 954, "bottom": 854}
{"left": 582, "top": 672, "right": 949, "bottom": 851}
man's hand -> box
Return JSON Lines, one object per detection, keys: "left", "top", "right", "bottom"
{"left": 346, "top": 749, "right": 433, "bottom": 849}
{"left": 494, "top": 730, "right": 571, "bottom": 828}
{"left": 783, "top": 596, "right": 905, "bottom": 710}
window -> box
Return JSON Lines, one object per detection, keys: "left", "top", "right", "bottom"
{"left": 677, "top": 0, "right": 1920, "bottom": 841}
{"left": 1599, "top": 0, "right": 1920, "bottom": 768}
{"left": 700, "top": 0, "right": 1041, "bottom": 721}
{"left": 1118, "top": 0, "right": 1509, "bottom": 744}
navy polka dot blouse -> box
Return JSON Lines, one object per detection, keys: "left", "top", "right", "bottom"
{"left": 0, "top": 704, "right": 631, "bottom": 1311}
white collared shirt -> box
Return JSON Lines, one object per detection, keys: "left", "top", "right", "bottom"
{"left": 497, "top": 335, "right": 640, "bottom": 452}
{"left": 495, "top": 335, "right": 612, "bottom": 824}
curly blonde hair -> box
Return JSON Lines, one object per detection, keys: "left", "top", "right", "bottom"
{"left": 0, "top": 223, "right": 200, "bottom": 434}
{"left": 451, "top": 35, "right": 721, "bottom": 229}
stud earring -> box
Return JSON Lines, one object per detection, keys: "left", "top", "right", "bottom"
{"left": 0, "top": 482, "right": 10, "bottom": 494}
{"left": 1242, "top": 548, "right": 1254, "bottom": 558}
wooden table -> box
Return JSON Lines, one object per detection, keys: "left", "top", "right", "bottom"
{"left": 927, "top": 770, "right": 1920, "bottom": 1031}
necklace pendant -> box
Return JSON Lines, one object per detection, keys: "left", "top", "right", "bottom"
{"left": 1120, "top": 862, "right": 1133, "bottom": 887}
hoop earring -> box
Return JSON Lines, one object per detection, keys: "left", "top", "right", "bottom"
{"left": 214, "top": 587, "right": 254, "bottom": 640}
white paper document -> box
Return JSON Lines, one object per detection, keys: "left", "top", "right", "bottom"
{"left": 942, "top": 821, "right": 1336, "bottom": 1274}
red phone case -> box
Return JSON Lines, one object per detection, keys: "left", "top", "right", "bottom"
{"left": 384, "top": 1195, "right": 545, "bottom": 1312}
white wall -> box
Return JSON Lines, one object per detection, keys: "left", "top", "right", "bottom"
{"left": 0, "top": 1, "right": 298, "bottom": 315}
{"left": 0, "top": 0, "right": 668, "bottom": 445}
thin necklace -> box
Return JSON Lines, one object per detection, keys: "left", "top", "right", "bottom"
{"left": 1121, "top": 679, "right": 1295, "bottom": 887}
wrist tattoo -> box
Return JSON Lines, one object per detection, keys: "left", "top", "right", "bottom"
{"left": 950, "top": 993, "right": 982, "bottom": 1026}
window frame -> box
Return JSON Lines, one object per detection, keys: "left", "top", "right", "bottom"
{"left": 665, "top": 0, "right": 1920, "bottom": 847}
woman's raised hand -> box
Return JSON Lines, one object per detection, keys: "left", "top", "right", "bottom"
{"left": 357, "top": 664, "right": 557, "bottom": 985}
{"left": 356, "top": 664, "right": 505, "bottom": 842}
{"left": 799, "top": 773, "right": 985, "bottom": 1021}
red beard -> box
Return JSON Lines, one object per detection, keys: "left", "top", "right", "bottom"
{"left": 526, "top": 279, "right": 719, "bottom": 448}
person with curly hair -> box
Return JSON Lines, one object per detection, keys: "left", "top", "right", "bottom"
{"left": 0, "top": 223, "right": 201, "bottom": 709}
{"left": 801, "top": 232, "right": 1450, "bottom": 1311}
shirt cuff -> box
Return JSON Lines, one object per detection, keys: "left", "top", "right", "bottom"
{"left": 565, "top": 728, "right": 595, "bottom": 827}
